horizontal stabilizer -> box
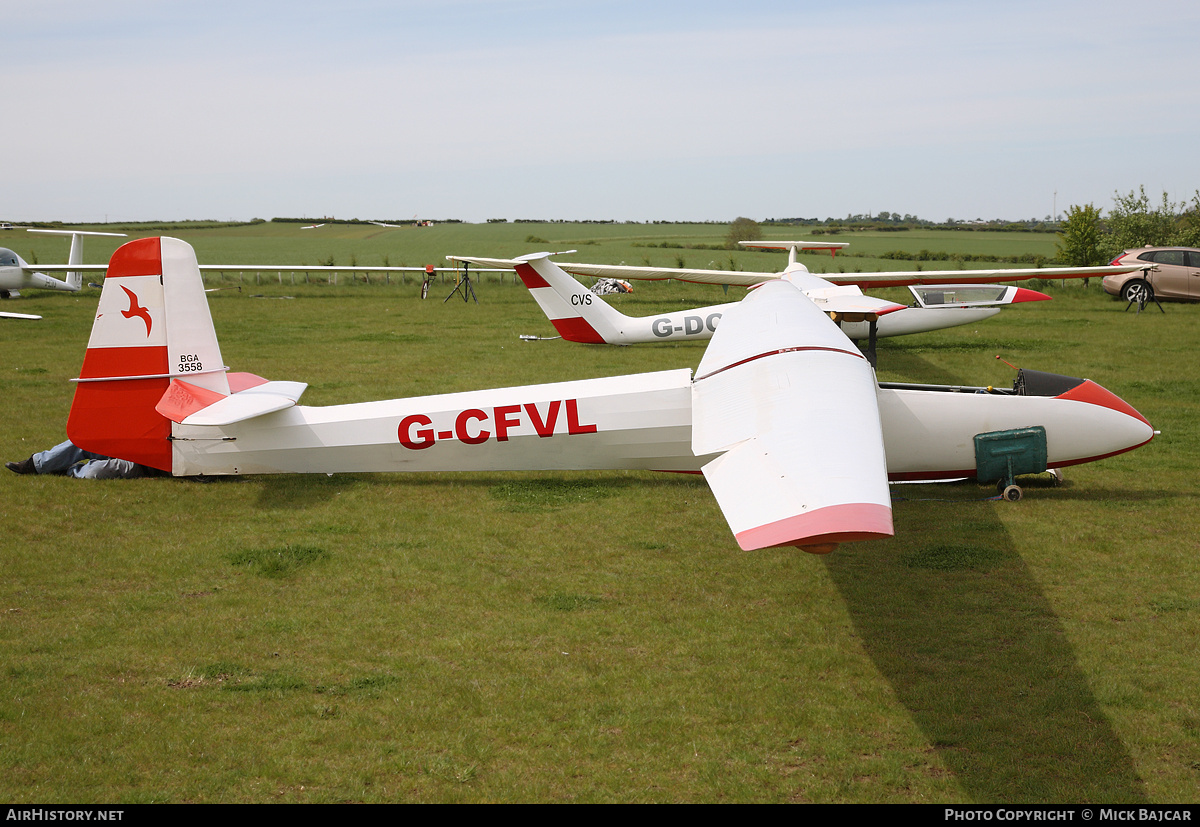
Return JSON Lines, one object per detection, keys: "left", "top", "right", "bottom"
{"left": 157, "top": 378, "right": 307, "bottom": 426}
{"left": 448, "top": 255, "right": 526, "bottom": 269}
{"left": 447, "top": 252, "right": 575, "bottom": 270}
{"left": 156, "top": 379, "right": 227, "bottom": 423}
{"left": 692, "top": 281, "right": 893, "bottom": 552}
{"left": 180, "top": 381, "right": 307, "bottom": 426}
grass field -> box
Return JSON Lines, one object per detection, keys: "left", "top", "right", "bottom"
{"left": 1, "top": 223, "right": 1197, "bottom": 803}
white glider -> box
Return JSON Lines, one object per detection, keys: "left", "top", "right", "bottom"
{"left": 449, "top": 250, "right": 1053, "bottom": 347}
{"left": 66, "top": 237, "right": 1155, "bottom": 553}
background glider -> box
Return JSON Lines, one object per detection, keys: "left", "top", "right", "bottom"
{"left": 449, "top": 251, "right": 1053, "bottom": 347}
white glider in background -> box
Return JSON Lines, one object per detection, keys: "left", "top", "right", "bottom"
{"left": 66, "top": 237, "right": 1155, "bottom": 554}
{"left": 450, "top": 250, "right": 1054, "bottom": 347}
{"left": 0, "top": 230, "right": 126, "bottom": 298}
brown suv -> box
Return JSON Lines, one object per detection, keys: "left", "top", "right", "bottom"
{"left": 1102, "top": 247, "right": 1200, "bottom": 302}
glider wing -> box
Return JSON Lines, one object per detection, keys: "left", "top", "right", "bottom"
{"left": 692, "top": 280, "right": 893, "bottom": 553}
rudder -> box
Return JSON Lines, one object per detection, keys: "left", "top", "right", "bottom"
{"left": 67, "top": 237, "right": 228, "bottom": 472}
{"left": 514, "top": 255, "right": 629, "bottom": 344}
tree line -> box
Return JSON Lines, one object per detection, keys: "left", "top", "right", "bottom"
{"left": 1057, "top": 188, "right": 1200, "bottom": 265}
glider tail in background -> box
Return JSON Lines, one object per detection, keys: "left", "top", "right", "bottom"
{"left": 65, "top": 232, "right": 84, "bottom": 292}
{"left": 512, "top": 253, "right": 632, "bottom": 344}
{"left": 23, "top": 229, "right": 129, "bottom": 293}
{"left": 507, "top": 253, "right": 734, "bottom": 345}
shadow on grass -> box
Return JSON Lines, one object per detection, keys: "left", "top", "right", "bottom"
{"left": 894, "top": 478, "right": 1177, "bottom": 505}
{"left": 824, "top": 502, "right": 1147, "bottom": 803}
{"left": 826, "top": 350, "right": 1148, "bottom": 800}
{"left": 248, "top": 469, "right": 710, "bottom": 510}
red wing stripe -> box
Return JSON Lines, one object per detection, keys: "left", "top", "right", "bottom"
{"left": 694, "top": 346, "right": 865, "bottom": 382}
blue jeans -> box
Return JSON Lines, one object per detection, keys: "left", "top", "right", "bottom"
{"left": 33, "top": 440, "right": 150, "bottom": 479}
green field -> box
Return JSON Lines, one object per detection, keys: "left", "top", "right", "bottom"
{"left": 1, "top": 223, "right": 1197, "bottom": 803}
{"left": 11, "top": 220, "right": 1066, "bottom": 280}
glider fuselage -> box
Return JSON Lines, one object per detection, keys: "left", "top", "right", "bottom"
{"left": 160, "top": 369, "right": 1152, "bottom": 483}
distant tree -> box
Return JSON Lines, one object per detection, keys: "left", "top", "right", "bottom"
{"left": 725, "top": 216, "right": 762, "bottom": 248}
{"left": 1057, "top": 203, "right": 1104, "bottom": 266}
{"left": 1101, "top": 187, "right": 1176, "bottom": 259}
{"left": 1180, "top": 193, "right": 1200, "bottom": 247}
{"left": 1099, "top": 187, "right": 1200, "bottom": 260}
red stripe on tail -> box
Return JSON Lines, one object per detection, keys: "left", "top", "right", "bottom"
{"left": 66, "top": 238, "right": 174, "bottom": 472}
{"left": 550, "top": 316, "right": 606, "bottom": 344}
{"left": 108, "top": 236, "right": 162, "bottom": 278}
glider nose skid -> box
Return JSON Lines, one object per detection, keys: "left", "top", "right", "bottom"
{"left": 691, "top": 280, "right": 895, "bottom": 554}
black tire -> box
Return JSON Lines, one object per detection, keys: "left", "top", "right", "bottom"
{"left": 1002, "top": 485, "right": 1023, "bottom": 502}
{"left": 420, "top": 279, "right": 430, "bottom": 300}
{"left": 1121, "top": 279, "right": 1153, "bottom": 303}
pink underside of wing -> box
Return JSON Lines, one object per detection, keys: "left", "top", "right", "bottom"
{"left": 734, "top": 502, "right": 894, "bottom": 551}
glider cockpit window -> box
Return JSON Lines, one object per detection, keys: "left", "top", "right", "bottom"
{"left": 909, "top": 285, "right": 1008, "bottom": 308}
{"left": 1013, "top": 369, "right": 1085, "bottom": 398}
{"left": 0, "top": 250, "right": 19, "bottom": 266}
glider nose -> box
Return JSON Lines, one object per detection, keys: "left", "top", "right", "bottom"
{"left": 1011, "top": 287, "right": 1052, "bottom": 303}
{"left": 1055, "top": 379, "right": 1156, "bottom": 460}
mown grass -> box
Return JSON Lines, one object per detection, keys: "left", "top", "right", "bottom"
{"left": 0, "top": 224, "right": 1197, "bottom": 803}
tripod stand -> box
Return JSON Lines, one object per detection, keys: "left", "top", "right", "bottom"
{"left": 445, "top": 261, "right": 478, "bottom": 304}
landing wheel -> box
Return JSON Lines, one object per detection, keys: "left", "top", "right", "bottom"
{"left": 1001, "top": 484, "right": 1023, "bottom": 502}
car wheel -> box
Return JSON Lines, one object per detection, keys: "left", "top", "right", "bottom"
{"left": 1121, "top": 280, "right": 1153, "bottom": 303}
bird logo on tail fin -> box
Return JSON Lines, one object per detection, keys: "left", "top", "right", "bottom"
{"left": 120, "top": 285, "right": 152, "bottom": 336}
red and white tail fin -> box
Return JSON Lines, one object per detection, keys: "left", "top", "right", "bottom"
{"left": 513, "top": 254, "right": 631, "bottom": 344}
{"left": 67, "top": 237, "right": 228, "bottom": 472}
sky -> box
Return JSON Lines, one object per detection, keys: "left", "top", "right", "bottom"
{"left": 4, "top": 0, "right": 1198, "bottom": 224}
